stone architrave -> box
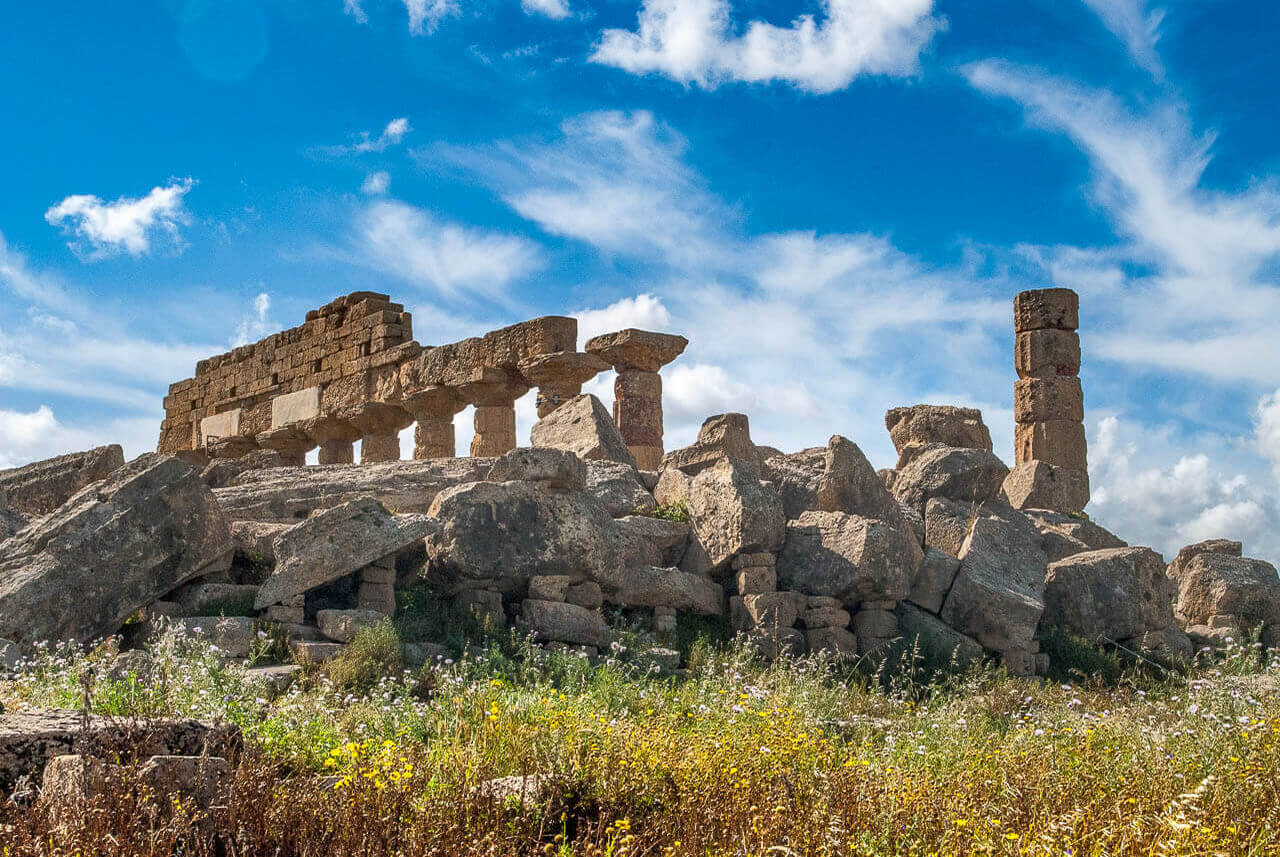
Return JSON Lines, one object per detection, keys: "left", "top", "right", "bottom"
{"left": 519, "top": 351, "right": 610, "bottom": 418}
{"left": 342, "top": 402, "right": 413, "bottom": 463}
{"left": 0, "top": 445, "right": 125, "bottom": 517}
{"left": 585, "top": 329, "right": 688, "bottom": 470}
{"left": 459, "top": 369, "right": 531, "bottom": 458}
{"left": 402, "top": 385, "right": 467, "bottom": 460}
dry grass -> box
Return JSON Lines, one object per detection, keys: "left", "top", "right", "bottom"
{"left": 1, "top": 631, "right": 1278, "bottom": 855}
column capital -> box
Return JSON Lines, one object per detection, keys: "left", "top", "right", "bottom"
{"left": 585, "top": 329, "right": 687, "bottom": 373}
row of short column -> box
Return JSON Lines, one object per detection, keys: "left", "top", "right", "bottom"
{"left": 209, "top": 329, "right": 689, "bottom": 466}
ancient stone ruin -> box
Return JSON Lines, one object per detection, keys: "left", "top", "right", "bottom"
{"left": 1, "top": 286, "right": 1278, "bottom": 686}
{"left": 158, "top": 291, "right": 688, "bottom": 469}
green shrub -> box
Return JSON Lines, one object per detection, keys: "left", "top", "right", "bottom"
{"left": 324, "top": 620, "right": 404, "bottom": 692}
{"left": 633, "top": 501, "right": 691, "bottom": 523}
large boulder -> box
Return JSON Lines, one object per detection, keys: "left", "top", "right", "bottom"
{"left": 897, "top": 603, "right": 984, "bottom": 668}
{"left": 616, "top": 515, "right": 690, "bottom": 568}
{"left": 683, "top": 457, "right": 785, "bottom": 571}
{"left": 1001, "top": 461, "right": 1089, "bottom": 514}
{"left": 760, "top": 447, "right": 827, "bottom": 520}
{"left": 1022, "top": 509, "right": 1126, "bottom": 563}
{"left": 521, "top": 600, "right": 607, "bottom": 646}
{"left": 1169, "top": 552, "right": 1280, "bottom": 630}
{"left": 0, "top": 444, "right": 124, "bottom": 517}
{"left": 776, "top": 511, "right": 918, "bottom": 608}
{"left": 585, "top": 460, "right": 655, "bottom": 518}
{"left": 612, "top": 566, "right": 724, "bottom": 615}
{"left": 0, "top": 455, "right": 233, "bottom": 647}
{"left": 486, "top": 447, "right": 586, "bottom": 491}
{"left": 0, "top": 490, "right": 25, "bottom": 541}
{"left": 1167, "top": 539, "right": 1242, "bottom": 579}
{"left": 891, "top": 445, "right": 1010, "bottom": 516}
{"left": 213, "top": 458, "right": 492, "bottom": 523}
{"left": 254, "top": 498, "right": 436, "bottom": 609}
{"left": 530, "top": 394, "right": 636, "bottom": 467}
{"left": 940, "top": 503, "right": 1047, "bottom": 655}
{"left": 885, "top": 406, "right": 993, "bottom": 455}
{"left": 907, "top": 547, "right": 961, "bottom": 614}
{"left": 922, "top": 497, "right": 973, "bottom": 558}
{"left": 663, "top": 413, "right": 763, "bottom": 475}
{"left": 426, "top": 480, "right": 626, "bottom": 595}
{"left": 229, "top": 521, "right": 293, "bottom": 567}
{"left": 1041, "top": 547, "right": 1178, "bottom": 643}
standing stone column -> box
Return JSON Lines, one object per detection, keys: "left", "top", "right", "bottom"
{"left": 402, "top": 386, "right": 467, "bottom": 459}
{"left": 255, "top": 426, "right": 312, "bottom": 467}
{"left": 519, "top": 351, "right": 610, "bottom": 418}
{"left": 459, "top": 370, "right": 530, "bottom": 458}
{"left": 585, "top": 329, "right": 688, "bottom": 471}
{"left": 343, "top": 402, "right": 413, "bottom": 463}
{"left": 300, "top": 416, "right": 362, "bottom": 465}
{"left": 1009, "top": 288, "right": 1089, "bottom": 512}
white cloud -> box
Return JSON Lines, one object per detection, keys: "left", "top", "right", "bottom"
{"left": 1088, "top": 414, "right": 1280, "bottom": 559}
{"left": 44, "top": 179, "right": 195, "bottom": 260}
{"left": 335, "top": 118, "right": 412, "bottom": 155}
{"left": 965, "top": 61, "right": 1280, "bottom": 386}
{"left": 355, "top": 199, "right": 543, "bottom": 303}
{"left": 591, "top": 0, "right": 944, "bottom": 93}
{"left": 345, "top": 0, "right": 457, "bottom": 33}
{"left": 523, "top": 0, "right": 570, "bottom": 19}
{"left": 0, "top": 405, "right": 156, "bottom": 470}
{"left": 1254, "top": 389, "right": 1280, "bottom": 479}
{"left": 573, "top": 293, "right": 672, "bottom": 344}
{"left": 1080, "top": 0, "right": 1164, "bottom": 77}
{"left": 362, "top": 171, "right": 392, "bottom": 195}
{"left": 233, "top": 292, "right": 273, "bottom": 347}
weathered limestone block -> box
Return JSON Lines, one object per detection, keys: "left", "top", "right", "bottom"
{"left": 685, "top": 457, "right": 786, "bottom": 571}
{"left": 776, "top": 511, "right": 919, "bottom": 608}
{"left": 357, "top": 580, "right": 396, "bottom": 615}
{"left": 748, "top": 627, "right": 807, "bottom": 660}
{"left": 529, "top": 575, "right": 573, "bottom": 602}
{"left": 519, "top": 351, "right": 610, "bottom": 418}
{"left": 530, "top": 394, "right": 636, "bottom": 467}
{"left": 801, "top": 604, "right": 851, "bottom": 629}
{"left": 316, "top": 608, "right": 386, "bottom": 643}
{"left": 804, "top": 626, "right": 858, "bottom": 659}
{"left": 908, "top": 546, "right": 961, "bottom": 614}
{"left": 199, "top": 410, "right": 242, "bottom": 448}
{"left": 735, "top": 592, "right": 804, "bottom": 630}
{"left": 427, "top": 480, "right": 626, "bottom": 595}
{"left": 486, "top": 447, "right": 587, "bottom": 492}
{"left": 521, "top": 600, "right": 607, "bottom": 647}
{"left": 760, "top": 446, "right": 826, "bottom": 519}
{"left": 0, "top": 444, "right": 124, "bottom": 517}
{"left": 567, "top": 581, "right": 603, "bottom": 610}
{"left": 342, "top": 402, "right": 412, "bottom": 463}
{"left": 852, "top": 608, "right": 898, "bottom": 639}
{"left": 1022, "top": 509, "right": 1126, "bottom": 561}
{"left": 1014, "top": 287, "right": 1079, "bottom": 332}
{"left": 271, "top": 386, "right": 322, "bottom": 428}
{"left": 213, "top": 458, "right": 491, "bottom": 523}
{"left": 1137, "top": 627, "right": 1194, "bottom": 660}
{"left": 255, "top": 426, "right": 312, "bottom": 467}
{"left": 0, "top": 456, "right": 233, "bottom": 647}
{"left": 1167, "top": 539, "right": 1242, "bottom": 579}
{"left": 1015, "top": 329, "right": 1081, "bottom": 378}
{"left": 1014, "top": 377, "right": 1084, "bottom": 424}
{"left": 459, "top": 589, "right": 506, "bottom": 626}
{"left": 0, "top": 711, "right": 236, "bottom": 794}
{"left": 613, "top": 566, "right": 724, "bottom": 616}
{"left": 816, "top": 435, "right": 911, "bottom": 526}
{"left": 1001, "top": 461, "right": 1089, "bottom": 513}
{"left": 616, "top": 515, "right": 690, "bottom": 568}
{"left": 664, "top": 413, "right": 762, "bottom": 476}
{"left": 1015, "top": 421, "right": 1088, "bottom": 470}
{"left": 940, "top": 503, "right": 1047, "bottom": 654}
{"left": 885, "top": 406, "right": 993, "bottom": 454}
{"left": 586, "top": 461, "right": 655, "bottom": 517}
{"left": 255, "top": 498, "right": 437, "bottom": 609}
{"left": 736, "top": 565, "right": 777, "bottom": 595}
{"left": 1170, "top": 552, "right": 1280, "bottom": 629}
{"left": 292, "top": 641, "right": 346, "bottom": 663}
{"left": 299, "top": 415, "right": 362, "bottom": 465}
{"left": 1042, "top": 547, "right": 1178, "bottom": 642}
{"left": 205, "top": 435, "right": 260, "bottom": 461}
{"left": 586, "top": 329, "right": 688, "bottom": 374}
{"left": 897, "top": 603, "right": 984, "bottom": 667}
{"left": 891, "top": 445, "right": 1010, "bottom": 516}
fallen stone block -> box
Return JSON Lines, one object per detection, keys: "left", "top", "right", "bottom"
{"left": 613, "top": 566, "right": 724, "bottom": 616}
{"left": 805, "top": 626, "right": 858, "bottom": 659}
{"left": 521, "top": 600, "right": 607, "bottom": 647}
{"left": 683, "top": 457, "right": 785, "bottom": 571}
{"left": 1170, "top": 552, "right": 1280, "bottom": 630}
{"left": 255, "top": 498, "right": 436, "bottom": 609}
{"left": 897, "top": 603, "right": 984, "bottom": 668}
{"left": 1001, "top": 461, "right": 1089, "bottom": 514}
{"left": 1042, "top": 547, "right": 1177, "bottom": 643}
{"left": 776, "top": 511, "right": 918, "bottom": 608}
{"left": 663, "top": 413, "right": 763, "bottom": 476}
{"left": 530, "top": 393, "right": 636, "bottom": 467}
{"left": 316, "top": 608, "right": 386, "bottom": 643}
{"left": 0, "top": 455, "right": 233, "bottom": 647}
{"left": 486, "top": 447, "right": 587, "bottom": 492}
{"left": 908, "top": 546, "right": 961, "bottom": 614}
{"left": 884, "top": 406, "right": 993, "bottom": 455}
{"left": 0, "top": 444, "right": 124, "bottom": 517}
{"left": 891, "top": 445, "right": 1009, "bottom": 516}
{"left": 586, "top": 461, "right": 656, "bottom": 518}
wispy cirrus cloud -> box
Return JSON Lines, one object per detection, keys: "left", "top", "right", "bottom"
{"left": 1080, "top": 0, "right": 1165, "bottom": 78}
{"left": 343, "top": 0, "right": 458, "bottom": 34}
{"left": 44, "top": 178, "right": 195, "bottom": 260}
{"left": 590, "top": 0, "right": 944, "bottom": 93}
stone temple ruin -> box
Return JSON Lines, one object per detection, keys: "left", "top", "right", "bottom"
{"left": 1, "top": 287, "right": 1278, "bottom": 683}
{"left": 158, "top": 292, "right": 687, "bottom": 470}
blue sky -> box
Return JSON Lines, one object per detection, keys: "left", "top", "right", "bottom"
{"left": 3, "top": 0, "right": 1280, "bottom": 561}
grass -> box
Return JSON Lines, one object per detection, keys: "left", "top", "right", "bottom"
{"left": 1, "top": 629, "right": 1278, "bottom": 855}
